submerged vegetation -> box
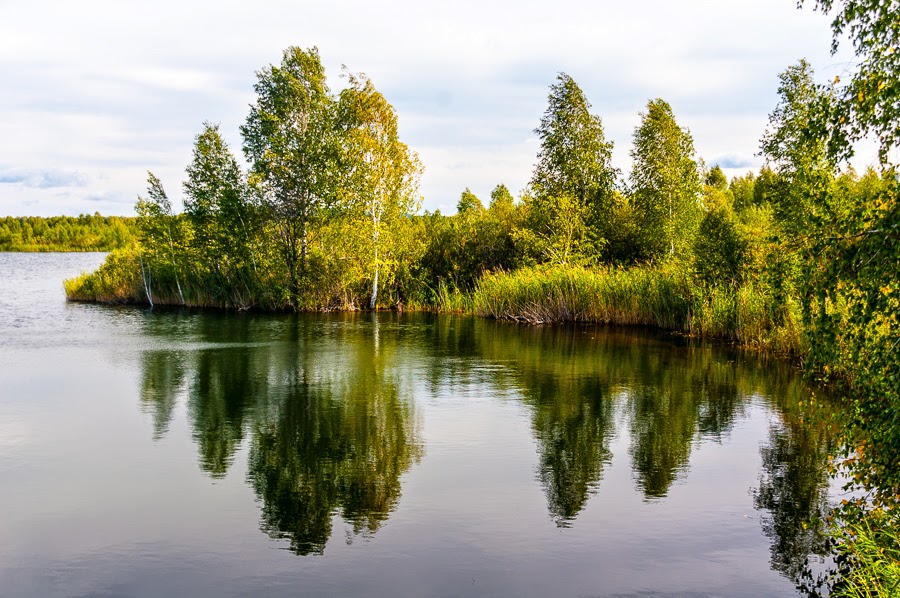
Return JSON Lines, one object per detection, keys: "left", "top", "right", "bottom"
{"left": 60, "top": 0, "right": 898, "bottom": 593}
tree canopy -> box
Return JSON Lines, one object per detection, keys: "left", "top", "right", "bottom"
{"left": 629, "top": 99, "right": 702, "bottom": 262}
{"left": 803, "top": 0, "right": 900, "bottom": 164}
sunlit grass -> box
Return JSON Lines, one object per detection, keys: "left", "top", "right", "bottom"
{"left": 833, "top": 510, "right": 900, "bottom": 598}
{"left": 64, "top": 248, "right": 143, "bottom": 303}
{"left": 472, "top": 265, "right": 804, "bottom": 352}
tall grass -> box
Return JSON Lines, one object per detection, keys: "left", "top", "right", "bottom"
{"left": 473, "top": 265, "right": 693, "bottom": 327}
{"left": 833, "top": 512, "right": 900, "bottom": 598}
{"left": 472, "top": 265, "right": 804, "bottom": 352}
{"left": 64, "top": 248, "right": 221, "bottom": 307}
{"left": 691, "top": 283, "right": 804, "bottom": 353}
{"left": 434, "top": 280, "right": 475, "bottom": 313}
{"left": 65, "top": 247, "right": 398, "bottom": 312}
{"left": 64, "top": 248, "right": 143, "bottom": 303}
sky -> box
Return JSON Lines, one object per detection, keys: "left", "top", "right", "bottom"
{"left": 0, "top": 0, "right": 869, "bottom": 217}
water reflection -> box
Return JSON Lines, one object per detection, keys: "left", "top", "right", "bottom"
{"left": 419, "top": 316, "right": 841, "bottom": 587}
{"left": 627, "top": 354, "right": 745, "bottom": 499}
{"left": 138, "top": 313, "right": 422, "bottom": 554}
{"left": 189, "top": 348, "right": 256, "bottom": 478}
{"left": 248, "top": 320, "right": 421, "bottom": 555}
{"left": 139, "top": 350, "right": 184, "bottom": 440}
{"left": 754, "top": 393, "right": 836, "bottom": 582}
{"left": 135, "top": 311, "right": 838, "bottom": 584}
{"left": 424, "top": 320, "right": 757, "bottom": 511}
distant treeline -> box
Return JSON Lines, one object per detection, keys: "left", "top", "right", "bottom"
{"left": 0, "top": 214, "right": 136, "bottom": 252}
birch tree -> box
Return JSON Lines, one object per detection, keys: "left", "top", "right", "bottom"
{"left": 241, "top": 46, "right": 338, "bottom": 306}
{"left": 135, "top": 172, "right": 186, "bottom": 305}
{"left": 629, "top": 99, "right": 702, "bottom": 263}
{"left": 339, "top": 72, "right": 421, "bottom": 309}
{"left": 184, "top": 122, "right": 256, "bottom": 304}
{"left": 531, "top": 73, "right": 618, "bottom": 250}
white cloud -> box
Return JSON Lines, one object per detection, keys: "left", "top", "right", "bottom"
{"left": 0, "top": 0, "right": 873, "bottom": 216}
{"left": 0, "top": 167, "right": 87, "bottom": 189}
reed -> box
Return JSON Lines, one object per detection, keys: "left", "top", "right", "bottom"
{"left": 435, "top": 280, "right": 475, "bottom": 313}
{"left": 64, "top": 248, "right": 143, "bottom": 303}
{"left": 472, "top": 265, "right": 804, "bottom": 352}
{"left": 473, "top": 265, "right": 694, "bottom": 327}
{"left": 833, "top": 512, "right": 900, "bottom": 598}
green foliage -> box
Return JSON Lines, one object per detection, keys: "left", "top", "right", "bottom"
{"left": 788, "top": 7, "right": 900, "bottom": 537}
{"left": 730, "top": 171, "right": 757, "bottom": 212}
{"left": 602, "top": 191, "right": 643, "bottom": 265}
{"left": 753, "top": 166, "right": 781, "bottom": 208}
{"left": 705, "top": 165, "right": 728, "bottom": 190}
{"left": 515, "top": 191, "right": 595, "bottom": 266}
{"left": 339, "top": 71, "right": 423, "bottom": 308}
{"left": 135, "top": 172, "right": 188, "bottom": 306}
{"left": 530, "top": 73, "right": 618, "bottom": 256}
{"left": 765, "top": 10, "right": 900, "bottom": 579}
{"left": 761, "top": 60, "right": 833, "bottom": 175}
{"left": 414, "top": 197, "right": 523, "bottom": 297}
{"left": 760, "top": 54, "right": 900, "bottom": 511}
{"left": 456, "top": 188, "right": 484, "bottom": 214}
{"left": 64, "top": 247, "right": 143, "bottom": 302}
{"left": 761, "top": 60, "right": 837, "bottom": 241}
{"left": 694, "top": 206, "right": 748, "bottom": 287}
{"left": 183, "top": 122, "right": 259, "bottom": 308}
{"left": 831, "top": 508, "right": 900, "bottom": 598}
{"left": 489, "top": 184, "right": 514, "bottom": 214}
{"left": 803, "top": 169, "right": 900, "bottom": 495}
{"left": 803, "top": 0, "right": 900, "bottom": 164}
{"left": 531, "top": 73, "right": 617, "bottom": 208}
{"left": 241, "top": 46, "right": 338, "bottom": 304}
{"left": 630, "top": 99, "right": 703, "bottom": 263}
{"left": 0, "top": 214, "right": 135, "bottom": 252}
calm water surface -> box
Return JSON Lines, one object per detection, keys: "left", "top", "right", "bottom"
{"left": 0, "top": 253, "right": 840, "bottom": 597}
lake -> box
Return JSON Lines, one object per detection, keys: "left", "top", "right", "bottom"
{"left": 0, "top": 252, "right": 840, "bottom": 597}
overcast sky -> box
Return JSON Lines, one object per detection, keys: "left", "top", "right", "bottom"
{"left": 0, "top": 0, "right": 867, "bottom": 216}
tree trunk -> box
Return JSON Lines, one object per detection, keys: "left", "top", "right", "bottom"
{"left": 300, "top": 206, "right": 309, "bottom": 272}
{"left": 369, "top": 219, "right": 380, "bottom": 310}
{"left": 166, "top": 225, "right": 185, "bottom": 305}
{"left": 369, "top": 266, "right": 379, "bottom": 310}
{"left": 139, "top": 253, "right": 154, "bottom": 307}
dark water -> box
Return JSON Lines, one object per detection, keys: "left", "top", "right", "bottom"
{"left": 0, "top": 253, "right": 841, "bottom": 597}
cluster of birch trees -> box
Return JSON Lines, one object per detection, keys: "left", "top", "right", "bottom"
{"left": 128, "top": 39, "right": 895, "bottom": 340}
{"left": 132, "top": 47, "right": 716, "bottom": 309}
{"left": 136, "top": 47, "right": 421, "bottom": 310}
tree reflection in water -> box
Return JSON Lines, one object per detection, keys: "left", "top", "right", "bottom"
{"left": 138, "top": 313, "right": 421, "bottom": 555}
{"left": 753, "top": 385, "right": 837, "bottom": 585}
{"left": 136, "top": 312, "right": 839, "bottom": 579}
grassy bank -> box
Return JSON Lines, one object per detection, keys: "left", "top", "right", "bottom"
{"left": 472, "top": 265, "right": 803, "bottom": 353}
{"left": 64, "top": 249, "right": 144, "bottom": 303}
{"left": 64, "top": 248, "right": 255, "bottom": 309}
{"left": 66, "top": 258, "right": 805, "bottom": 354}
{"left": 64, "top": 247, "right": 418, "bottom": 312}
